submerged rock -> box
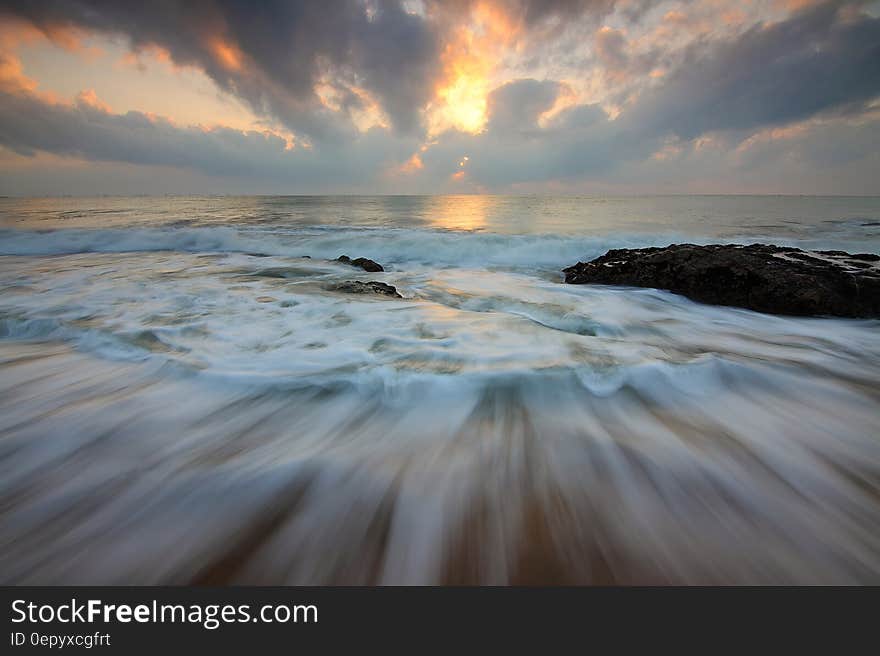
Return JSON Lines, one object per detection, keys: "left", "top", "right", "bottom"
{"left": 250, "top": 267, "right": 314, "bottom": 279}
{"left": 329, "top": 280, "right": 402, "bottom": 298}
{"left": 337, "top": 255, "right": 384, "bottom": 272}
{"left": 563, "top": 243, "right": 880, "bottom": 318}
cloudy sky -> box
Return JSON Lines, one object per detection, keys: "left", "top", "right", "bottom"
{"left": 0, "top": 0, "right": 878, "bottom": 195}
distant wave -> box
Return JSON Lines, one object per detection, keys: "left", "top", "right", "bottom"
{"left": 0, "top": 226, "right": 748, "bottom": 269}
{"left": 2, "top": 202, "right": 880, "bottom": 583}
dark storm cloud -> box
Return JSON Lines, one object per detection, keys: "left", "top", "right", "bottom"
{"left": 613, "top": 117, "right": 880, "bottom": 195}
{"left": 621, "top": 0, "right": 880, "bottom": 139}
{"left": 469, "top": 0, "right": 880, "bottom": 186}
{"left": 513, "top": 0, "right": 617, "bottom": 25}
{"left": 423, "top": 0, "right": 619, "bottom": 24}
{"left": 0, "top": 0, "right": 878, "bottom": 193}
{"left": 0, "top": 0, "right": 439, "bottom": 140}
{"left": 0, "top": 87, "right": 283, "bottom": 176}
{"left": 485, "top": 79, "right": 561, "bottom": 134}
{"left": 0, "top": 85, "right": 415, "bottom": 185}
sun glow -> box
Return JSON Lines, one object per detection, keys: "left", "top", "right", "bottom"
{"left": 433, "top": 61, "right": 490, "bottom": 134}
{"left": 427, "top": 2, "right": 520, "bottom": 136}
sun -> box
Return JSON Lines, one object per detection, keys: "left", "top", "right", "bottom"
{"left": 435, "top": 71, "right": 488, "bottom": 134}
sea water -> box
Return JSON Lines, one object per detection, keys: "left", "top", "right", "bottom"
{"left": 1, "top": 195, "right": 878, "bottom": 583}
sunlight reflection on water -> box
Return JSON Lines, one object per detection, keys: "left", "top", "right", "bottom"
{"left": 0, "top": 195, "right": 879, "bottom": 583}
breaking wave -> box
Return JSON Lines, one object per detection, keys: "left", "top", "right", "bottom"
{"left": 0, "top": 225, "right": 768, "bottom": 269}
{"left": 1, "top": 196, "right": 879, "bottom": 584}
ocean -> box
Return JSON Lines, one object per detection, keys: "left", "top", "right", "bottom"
{"left": 1, "top": 194, "right": 879, "bottom": 584}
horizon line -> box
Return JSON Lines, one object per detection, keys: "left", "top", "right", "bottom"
{"left": 3, "top": 193, "right": 880, "bottom": 200}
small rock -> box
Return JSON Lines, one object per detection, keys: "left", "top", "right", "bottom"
{"left": 336, "top": 255, "right": 384, "bottom": 272}
{"left": 329, "top": 281, "right": 402, "bottom": 298}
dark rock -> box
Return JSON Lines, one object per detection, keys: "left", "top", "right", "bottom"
{"left": 336, "top": 255, "right": 384, "bottom": 272}
{"left": 563, "top": 243, "right": 880, "bottom": 318}
{"left": 329, "top": 281, "right": 402, "bottom": 298}
{"left": 814, "top": 250, "right": 879, "bottom": 261}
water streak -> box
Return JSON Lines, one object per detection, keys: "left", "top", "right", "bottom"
{"left": 1, "top": 195, "right": 879, "bottom": 583}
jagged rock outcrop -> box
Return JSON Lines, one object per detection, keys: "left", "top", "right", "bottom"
{"left": 329, "top": 281, "right": 402, "bottom": 298}
{"left": 563, "top": 243, "right": 880, "bottom": 317}
{"left": 337, "top": 255, "right": 384, "bottom": 272}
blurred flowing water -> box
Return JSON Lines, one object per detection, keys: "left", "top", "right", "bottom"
{"left": 1, "top": 195, "right": 879, "bottom": 584}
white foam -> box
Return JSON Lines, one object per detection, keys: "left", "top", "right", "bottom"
{"left": 0, "top": 225, "right": 689, "bottom": 269}
{"left": 1, "top": 219, "right": 880, "bottom": 583}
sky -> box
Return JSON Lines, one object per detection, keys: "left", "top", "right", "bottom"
{"left": 0, "top": 0, "right": 878, "bottom": 195}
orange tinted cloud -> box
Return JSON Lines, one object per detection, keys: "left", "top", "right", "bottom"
{"left": 210, "top": 37, "right": 243, "bottom": 72}
{"left": 75, "top": 88, "right": 112, "bottom": 112}
{"left": 11, "top": 19, "right": 104, "bottom": 60}
{"left": 315, "top": 79, "right": 390, "bottom": 132}
{"left": 398, "top": 152, "right": 424, "bottom": 173}
{"left": 0, "top": 18, "right": 44, "bottom": 51}
{"left": 428, "top": 1, "right": 522, "bottom": 135}
{"left": 347, "top": 86, "right": 390, "bottom": 132}
{"left": 780, "top": 0, "right": 822, "bottom": 11}
{"left": 118, "top": 44, "right": 178, "bottom": 72}
{"left": 0, "top": 51, "right": 36, "bottom": 93}
{"left": 537, "top": 81, "right": 578, "bottom": 125}
{"left": 0, "top": 19, "right": 100, "bottom": 99}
